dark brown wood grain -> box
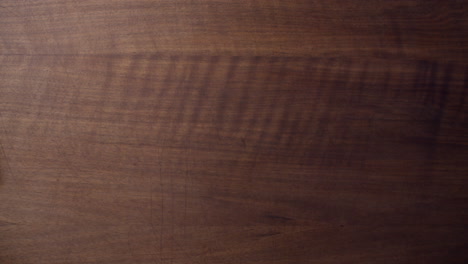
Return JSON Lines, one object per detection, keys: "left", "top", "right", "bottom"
{"left": 1, "top": 1, "right": 467, "bottom": 263}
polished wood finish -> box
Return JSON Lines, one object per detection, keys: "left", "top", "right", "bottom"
{"left": 1, "top": 1, "right": 467, "bottom": 263}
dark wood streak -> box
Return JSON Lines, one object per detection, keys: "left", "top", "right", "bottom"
{"left": 256, "top": 57, "right": 289, "bottom": 149}
{"left": 63, "top": 55, "right": 467, "bottom": 164}
{"left": 187, "top": 56, "right": 219, "bottom": 141}
{"left": 458, "top": 68, "right": 468, "bottom": 122}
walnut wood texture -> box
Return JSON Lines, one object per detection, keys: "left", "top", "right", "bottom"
{"left": 1, "top": 1, "right": 467, "bottom": 263}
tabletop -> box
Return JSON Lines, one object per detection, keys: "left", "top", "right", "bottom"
{"left": 1, "top": 1, "right": 467, "bottom": 263}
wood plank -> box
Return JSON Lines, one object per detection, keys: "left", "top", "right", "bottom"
{"left": 1, "top": 1, "right": 467, "bottom": 263}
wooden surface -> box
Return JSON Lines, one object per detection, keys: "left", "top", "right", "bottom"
{"left": 1, "top": 1, "right": 467, "bottom": 263}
